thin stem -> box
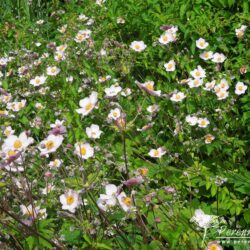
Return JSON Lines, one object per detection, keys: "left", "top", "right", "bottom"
{"left": 0, "top": 206, "right": 65, "bottom": 250}
{"left": 122, "top": 131, "right": 129, "bottom": 179}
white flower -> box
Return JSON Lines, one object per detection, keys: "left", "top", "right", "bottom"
{"left": 36, "top": 19, "right": 44, "bottom": 25}
{"left": 54, "top": 51, "right": 65, "bottom": 61}
{"left": 190, "top": 65, "right": 206, "bottom": 79}
{"left": 99, "top": 49, "right": 107, "bottom": 56}
{"left": 218, "top": 79, "right": 229, "bottom": 90}
{"left": 50, "top": 119, "right": 64, "bottom": 128}
{"left": 78, "top": 14, "right": 88, "bottom": 21}
{"left": 170, "top": 92, "right": 186, "bottom": 102}
{"left": 138, "top": 80, "right": 161, "bottom": 96}
{"left": 108, "top": 108, "right": 121, "bottom": 120}
{"left": 191, "top": 209, "right": 214, "bottom": 229}
{"left": 0, "top": 57, "right": 8, "bottom": 66}
{"left": 96, "top": 0, "right": 106, "bottom": 5}
{"left": 38, "top": 135, "right": 63, "bottom": 155}
{"left": 185, "top": 115, "right": 198, "bottom": 126}
{"left": 2, "top": 132, "right": 34, "bottom": 152}
{"left": 235, "top": 25, "right": 247, "bottom": 38}
{"left": 188, "top": 78, "right": 203, "bottom": 88}
{"left": 20, "top": 204, "right": 47, "bottom": 219}
{"left": 105, "top": 84, "right": 122, "bottom": 97}
{"left": 60, "top": 190, "right": 81, "bottom": 213}
{"left": 58, "top": 24, "right": 67, "bottom": 33}
{"left": 197, "top": 118, "right": 210, "bottom": 128}
{"left": 74, "top": 142, "right": 94, "bottom": 159}
{"left": 130, "top": 41, "right": 147, "bottom": 52}
{"left": 203, "top": 80, "right": 216, "bottom": 91}
{"left": 98, "top": 75, "right": 111, "bottom": 83}
{"left": 216, "top": 89, "right": 229, "bottom": 100}
{"left": 35, "top": 102, "right": 44, "bottom": 109}
{"left": 200, "top": 51, "right": 213, "bottom": 60}
{"left": 66, "top": 76, "right": 74, "bottom": 83}
{"left": 235, "top": 82, "right": 247, "bottom": 95}
{"left": 148, "top": 147, "right": 166, "bottom": 158}
{"left": 3, "top": 126, "right": 15, "bottom": 137}
{"left": 41, "top": 184, "right": 55, "bottom": 195}
{"left": 97, "top": 194, "right": 117, "bottom": 211}
{"left": 46, "top": 66, "right": 60, "bottom": 76}
{"left": 159, "top": 32, "right": 174, "bottom": 44}
{"left": 97, "top": 184, "right": 118, "bottom": 211}
{"left": 212, "top": 53, "right": 226, "bottom": 63}
{"left": 48, "top": 159, "right": 62, "bottom": 168}
{"left": 7, "top": 100, "right": 26, "bottom": 112}
{"left": 117, "top": 17, "right": 125, "bottom": 24}
{"left": 76, "top": 91, "right": 98, "bottom": 116}
{"left": 206, "top": 242, "right": 223, "bottom": 250}
{"left": 105, "top": 184, "right": 118, "bottom": 196}
{"left": 205, "top": 134, "right": 215, "bottom": 144}
{"left": 147, "top": 104, "right": 159, "bottom": 113}
{"left": 56, "top": 44, "right": 68, "bottom": 53}
{"left": 121, "top": 88, "right": 132, "bottom": 97}
{"left": 196, "top": 38, "right": 209, "bottom": 49}
{"left": 164, "top": 60, "right": 176, "bottom": 72}
{"left": 74, "top": 29, "right": 91, "bottom": 43}
{"left": 117, "top": 192, "right": 134, "bottom": 212}
{"left": 86, "top": 124, "right": 103, "bottom": 139}
{"left": 214, "top": 85, "right": 222, "bottom": 94}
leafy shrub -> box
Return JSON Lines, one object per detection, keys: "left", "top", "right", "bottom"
{"left": 0, "top": 0, "right": 249, "bottom": 249}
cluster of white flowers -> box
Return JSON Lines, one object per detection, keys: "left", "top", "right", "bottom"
{"left": 97, "top": 184, "right": 135, "bottom": 212}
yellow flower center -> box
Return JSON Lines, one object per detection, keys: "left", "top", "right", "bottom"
{"left": 14, "top": 140, "right": 22, "bottom": 149}
{"left": 176, "top": 94, "right": 180, "bottom": 100}
{"left": 138, "top": 168, "right": 148, "bottom": 176}
{"left": 209, "top": 244, "right": 218, "bottom": 250}
{"left": 7, "top": 150, "right": 17, "bottom": 157}
{"left": 123, "top": 197, "right": 132, "bottom": 206}
{"left": 85, "top": 103, "right": 93, "bottom": 111}
{"left": 194, "top": 79, "right": 199, "bottom": 86}
{"left": 26, "top": 209, "right": 35, "bottom": 217}
{"left": 66, "top": 195, "right": 75, "bottom": 205}
{"left": 46, "top": 140, "right": 55, "bottom": 150}
{"left": 205, "top": 135, "right": 214, "bottom": 143}
{"left": 168, "top": 64, "right": 173, "bottom": 69}
{"left": 238, "top": 86, "right": 243, "bottom": 91}
{"left": 0, "top": 110, "right": 6, "bottom": 115}
{"left": 80, "top": 146, "right": 86, "bottom": 156}
{"left": 145, "top": 83, "right": 154, "bottom": 91}
{"left": 135, "top": 44, "right": 141, "bottom": 50}
{"left": 200, "top": 120, "right": 206, "bottom": 126}
{"left": 153, "top": 150, "right": 160, "bottom": 157}
{"left": 35, "top": 79, "right": 41, "bottom": 84}
{"left": 163, "top": 35, "right": 168, "bottom": 42}
{"left": 199, "top": 41, "right": 204, "bottom": 47}
{"left": 78, "top": 34, "right": 83, "bottom": 40}
{"left": 51, "top": 68, "right": 56, "bottom": 73}
{"left": 195, "top": 71, "right": 201, "bottom": 77}
{"left": 237, "top": 30, "right": 244, "bottom": 38}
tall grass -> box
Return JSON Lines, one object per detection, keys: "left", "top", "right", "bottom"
{"left": 0, "top": 0, "right": 64, "bottom": 22}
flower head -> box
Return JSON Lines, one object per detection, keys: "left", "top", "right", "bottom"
{"left": 196, "top": 38, "right": 209, "bottom": 49}
{"left": 130, "top": 41, "right": 147, "bottom": 52}
{"left": 235, "top": 82, "right": 247, "bottom": 95}
{"left": 60, "top": 190, "right": 81, "bottom": 213}
{"left": 76, "top": 91, "right": 98, "bottom": 116}
{"left": 148, "top": 147, "right": 166, "bottom": 158}
{"left": 74, "top": 142, "right": 94, "bottom": 159}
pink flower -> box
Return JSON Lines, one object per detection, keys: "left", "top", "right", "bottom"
{"left": 123, "top": 176, "right": 144, "bottom": 186}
